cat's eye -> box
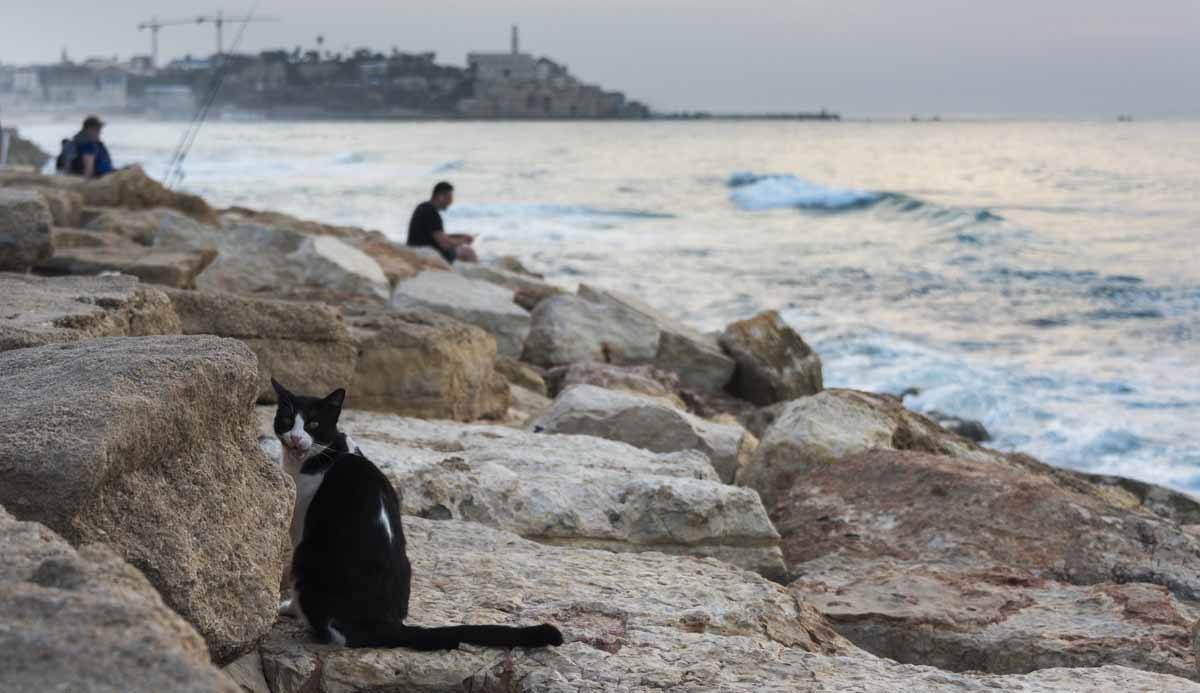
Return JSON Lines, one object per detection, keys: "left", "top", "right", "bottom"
{"left": 307, "top": 420, "right": 319, "bottom": 430}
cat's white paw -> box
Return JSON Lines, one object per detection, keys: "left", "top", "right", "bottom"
{"left": 278, "top": 599, "right": 298, "bottom": 618}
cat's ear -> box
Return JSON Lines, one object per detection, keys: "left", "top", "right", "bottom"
{"left": 323, "top": 388, "right": 346, "bottom": 410}
{"left": 271, "top": 378, "right": 293, "bottom": 401}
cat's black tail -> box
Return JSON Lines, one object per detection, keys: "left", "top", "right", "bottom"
{"left": 338, "top": 621, "right": 563, "bottom": 651}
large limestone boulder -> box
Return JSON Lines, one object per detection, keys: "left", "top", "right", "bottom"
{"left": 532, "top": 385, "right": 758, "bottom": 484}
{"left": 30, "top": 186, "right": 85, "bottom": 226}
{"left": 38, "top": 245, "right": 217, "bottom": 288}
{"left": 165, "top": 288, "right": 358, "bottom": 404}
{"left": 250, "top": 518, "right": 1200, "bottom": 693}
{"left": 0, "top": 273, "right": 181, "bottom": 351}
{"left": 254, "top": 516, "right": 848, "bottom": 692}
{"left": 0, "top": 336, "right": 293, "bottom": 663}
{"left": 794, "top": 556, "right": 1199, "bottom": 681}
{"left": 545, "top": 360, "right": 685, "bottom": 407}
{"left": 522, "top": 293, "right": 659, "bottom": 367}
{"left": 345, "top": 310, "right": 511, "bottom": 421}
{"left": 260, "top": 408, "right": 784, "bottom": 577}
{"left": 458, "top": 261, "right": 565, "bottom": 297}
{"left": 719, "top": 310, "right": 823, "bottom": 405}
{"left": 391, "top": 270, "right": 530, "bottom": 358}
{"left": 0, "top": 188, "right": 53, "bottom": 271}
{"left": 74, "top": 166, "right": 217, "bottom": 223}
{"left": 579, "top": 284, "right": 735, "bottom": 391}
{"left": 165, "top": 221, "right": 390, "bottom": 305}
{"left": 739, "top": 388, "right": 996, "bottom": 510}
{"left": 0, "top": 506, "right": 238, "bottom": 693}
{"left": 84, "top": 206, "right": 202, "bottom": 245}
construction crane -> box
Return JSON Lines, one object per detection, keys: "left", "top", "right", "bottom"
{"left": 137, "top": 16, "right": 206, "bottom": 68}
{"left": 194, "top": 11, "right": 279, "bottom": 58}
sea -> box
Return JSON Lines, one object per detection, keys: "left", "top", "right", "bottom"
{"left": 18, "top": 117, "right": 1200, "bottom": 493}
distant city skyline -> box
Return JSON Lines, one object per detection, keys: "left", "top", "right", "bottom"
{"left": 3, "top": 0, "right": 1199, "bottom": 115}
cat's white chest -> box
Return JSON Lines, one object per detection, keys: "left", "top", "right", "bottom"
{"left": 285, "top": 457, "right": 327, "bottom": 550}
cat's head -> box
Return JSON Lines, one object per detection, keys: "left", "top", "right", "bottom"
{"left": 271, "top": 378, "right": 345, "bottom": 457}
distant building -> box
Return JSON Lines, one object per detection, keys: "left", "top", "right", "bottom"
{"left": 141, "top": 85, "right": 197, "bottom": 115}
{"left": 40, "top": 65, "right": 127, "bottom": 110}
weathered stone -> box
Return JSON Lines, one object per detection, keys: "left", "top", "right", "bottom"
{"left": 544, "top": 361, "right": 685, "bottom": 407}
{"left": 738, "top": 400, "right": 789, "bottom": 438}
{"left": 261, "top": 408, "right": 784, "bottom": 577}
{"left": 222, "top": 652, "right": 272, "bottom": 693}
{"left": 793, "top": 556, "right": 1199, "bottom": 680}
{"left": 0, "top": 273, "right": 181, "bottom": 351}
{"left": 579, "top": 284, "right": 735, "bottom": 391}
{"left": 506, "top": 384, "right": 554, "bottom": 426}
{"left": 74, "top": 166, "right": 217, "bottom": 223}
{"left": 29, "top": 186, "right": 85, "bottom": 227}
{"left": 776, "top": 448, "right": 1200, "bottom": 603}
{"left": 391, "top": 270, "right": 531, "bottom": 358}
{"left": 719, "top": 310, "right": 823, "bottom": 405}
{"left": 928, "top": 409, "right": 992, "bottom": 442}
{"left": 522, "top": 294, "right": 659, "bottom": 367}
{"left": 495, "top": 354, "right": 548, "bottom": 395}
{"left": 38, "top": 245, "right": 218, "bottom": 288}
{"left": 0, "top": 188, "right": 52, "bottom": 271}
{"left": 457, "top": 261, "right": 563, "bottom": 298}
{"left": 0, "top": 506, "right": 239, "bottom": 693}
{"left": 51, "top": 226, "right": 140, "bottom": 249}
{"left": 256, "top": 516, "right": 842, "bottom": 692}
{"left": 165, "top": 288, "right": 358, "bottom": 404}
{"left": 350, "top": 236, "right": 445, "bottom": 285}
{"left": 0, "top": 127, "right": 50, "bottom": 168}
{"left": 0, "top": 336, "right": 293, "bottom": 663}
{"left": 253, "top": 517, "right": 1200, "bottom": 693}
{"left": 533, "top": 385, "right": 758, "bottom": 484}
{"left": 345, "top": 309, "right": 510, "bottom": 421}
{"left": 168, "top": 221, "right": 390, "bottom": 305}
{"left": 84, "top": 206, "right": 202, "bottom": 245}
{"left": 740, "top": 389, "right": 997, "bottom": 510}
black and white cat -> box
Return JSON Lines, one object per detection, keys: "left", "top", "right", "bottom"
{"left": 271, "top": 379, "right": 563, "bottom": 650}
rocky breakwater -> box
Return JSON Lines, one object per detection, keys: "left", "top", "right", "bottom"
{"left": 1, "top": 172, "right": 1199, "bottom": 691}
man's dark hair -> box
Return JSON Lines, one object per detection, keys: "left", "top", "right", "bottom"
{"left": 82, "top": 115, "right": 104, "bottom": 130}
{"left": 432, "top": 181, "right": 454, "bottom": 197}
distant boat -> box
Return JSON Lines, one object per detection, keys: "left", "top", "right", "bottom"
{"left": 1117, "top": 114, "right": 1134, "bottom": 122}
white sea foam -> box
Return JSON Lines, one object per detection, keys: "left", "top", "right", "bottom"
{"left": 728, "top": 172, "right": 882, "bottom": 211}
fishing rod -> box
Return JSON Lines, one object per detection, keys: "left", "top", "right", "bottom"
{"left": 163, "top": 3, "right": 261, "bottom": 189}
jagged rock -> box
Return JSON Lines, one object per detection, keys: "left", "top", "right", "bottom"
{"left": 522, "top": 294, "right": 660, "bottom": 367}
{"left": 345, "top": 310, "right": 510, "bottom": 421}
{"left": 0, "top": 336, "right": 293, "bottom": 663}
{"left": 579, "top": 284, "right": 735, "bottom": 391}
{"left": 495, "top": 355, "right": 548, "bottom": 395}
{"left": 739, "top": 389, "right": 997, "bottom": 510}
{"left": 494, "top": 255, "right": 542, "bottom": 277}
{"left": 165, "top": 288, "right": 358, "bottom": 404}
{"left": 351, "top": 236, "right": 445, "bottom": 285}
{"left": 927, "top": 409, "right": 992, "bottom": 442}
{"left": 0, "top": 506, "right": 238, "bottom": 693}
{"left": 260, "top": 408, "right": 784, "bottom": 577}
{"left": 391, "top": 270, "right": 530, "bottom": 358}
{"left": 0, "top": 273, "right": 181, "bottom": 351}
{"left": 544, "top": 361, "right": 684, "bottom": 406}
{"left": 533, "top": 385, "right": 758, "bottom": 484}
{"left": 0, "top": 188, "right": 52, "bottom": 271}
{"left": 222, "top": 652, "right": 271, "bottom": 693}
{"left": 793, "top": 556, "right": 1199, "bottom": 680}
{"left": 252, "top": 518, "right": 1200, "bottom": 693}
{"left": 38, "top": 245, "right": 217, "bottom": 288}
{"left": 457, "top": 261, "right": 564, "bottom": 298}
{"left": 292, "top": 235, "right": 390, "bottom": 301}
{"left": 50, "top": 226, "right": 140, "bottom": 249}
{"left": 74, "top": 166, "right": 217, "bottom": 223}
{"left": 738, "top": 401, "right": 789, "bottom": 438}
{"left": 0, "top": 127, "right": 50, "bottom": 168}
{"left": 506, "top": 384, "right": 554, "bottom": 426}
{"left": 719, "top": 310, "right": 823, "bottom": 405}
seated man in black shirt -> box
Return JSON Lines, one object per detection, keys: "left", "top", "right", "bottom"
{"left": 406, "top": 181, "right": 477, "bottom": 263}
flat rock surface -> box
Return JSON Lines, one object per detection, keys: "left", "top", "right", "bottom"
{"left": 254, "top": 518, "right": 1200, "bottom": 693}
{"left": 522, "top": 293, "right": 660, "bottom": 367}
{"left": 391, "top": 270, "right": 531, "bottom": 358}
{"left": 38, "top": 245, "right": 217, "bottom": 288}
{"left": 0, "top": 187, "right": 53, "bottom": 271}
{"left": 259, "top": 407, "right": 784, "bottom": 577}
{"left": 0, "top": 335, "right": 293, "bottom": 663}
{"left": 0, "top": 506, "right": 238, "bottom": 693}
{"left": 0, "top": 273, "right": 181, "bottom": 352}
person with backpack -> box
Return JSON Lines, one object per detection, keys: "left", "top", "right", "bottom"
{"left": 57, "top": 115, "right": 114, "bottom": 178}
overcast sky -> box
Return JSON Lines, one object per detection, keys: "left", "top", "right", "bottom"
{"left": 3, "top": 1, "right": 1199, "bottom": 115}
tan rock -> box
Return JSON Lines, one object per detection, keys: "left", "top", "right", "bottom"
{"left": 38, "top": 245, "right": 218, "bottom": 288}
{"left": 0, "top": 188, "right": 52, "bottom": 271}
{"left": 0, "top": 336, "right": 293, "bottom": 663}
{"left": 346, "top": 309, "right": 510, "bottom": 421}
{"left": 0, "top": 506, "right": 239, "bottom": 693}
{"left": 75, "top": 166, "right": 217, "bottom": 223}
{"left": 719, "top": 310, "right": 823, "bottom": 405}
{"left": 545, "top": 361, "right": 685, "bottom": 407}
{"left": 391, "top": 270, "right": 531, "bottom": 358}
{"left": 50, "top": 226, "right": 140, "bottom": 249}
{"left": 523, "top": 293, "right": 660, "bottom": 367}
{"left": 30, "top": 186, "right": 85, "bottom": 226}
{"left": 495, "top": 354, "right": 548, "bottom": 395}
{"left": 165, "top": 288, "right": 358, "bottom": 404}
{"left": 83, "top": 206, "right": 205, "bottom": 245}
{"left": 0, "top": 273, "right": 181, "bottom": 352}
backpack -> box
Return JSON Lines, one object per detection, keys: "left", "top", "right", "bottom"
{"left": 56, "top": 137, "right": 82, "bottom": 175}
